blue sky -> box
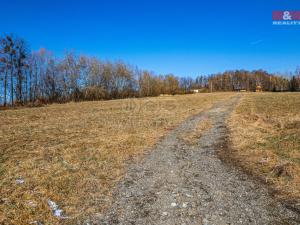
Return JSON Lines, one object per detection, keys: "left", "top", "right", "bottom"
{"left": 0, "top": 0, "right": 299, "bottom": 76}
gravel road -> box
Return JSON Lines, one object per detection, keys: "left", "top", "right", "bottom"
{"left": 90, "top": 95, "right": 300, "bottom": 225}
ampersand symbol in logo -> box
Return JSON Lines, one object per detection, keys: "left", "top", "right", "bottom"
{"left": 283, "top": 11, "right": 292, "bottom": 20}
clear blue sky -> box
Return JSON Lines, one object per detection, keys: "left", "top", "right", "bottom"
{"left": 0, "top": 0, "right": 299, "bottom": 77}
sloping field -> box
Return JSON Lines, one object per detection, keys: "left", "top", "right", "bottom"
{"left": 0, "top": 93, "right": 235, "bottom": 224}
{"left": 97, "top": 95, "right": 299, "bottom": 225}
{"left": 228, "top": 93, "right": 300, "bottom": 202}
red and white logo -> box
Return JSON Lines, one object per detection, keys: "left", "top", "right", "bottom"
{"left": 272, "top": 11, "right": 300, "bottom": 25}
{"left": 272, "top": 11, "right": 300, "bottom": 21}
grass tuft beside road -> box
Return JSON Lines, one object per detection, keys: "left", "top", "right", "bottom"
{"left": 179, "top": 118, "right": 212, "bottom": 145}
{"left": 228, "top": 93, "right": 300, "bottom": 201}
{"left": 0, "top": 93, "right": 234, "bottom": 224}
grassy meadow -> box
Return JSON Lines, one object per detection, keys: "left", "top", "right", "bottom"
{"left": 228, "top": 92, "right": 300, "bottom": 201}
{"left": 2, "top": 92, "right": 300, "bottom": 224}
{"left": 0, "top": 93, "right": 235, "bottom": 224}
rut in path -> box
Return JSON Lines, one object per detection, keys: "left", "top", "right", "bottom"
{"left": 91, "top": 95, "right": 299, "bottom": 225}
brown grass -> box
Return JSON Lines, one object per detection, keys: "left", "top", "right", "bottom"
{"left": 227, "top": 92, "right": 300, "bottom": 201}
{"left": 0, "top": 93, "right": 235, "bottom": 224}
{"left": 179, "top": 118, "right": 212, "bottom": 145}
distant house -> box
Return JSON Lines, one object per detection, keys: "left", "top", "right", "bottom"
{"left": 192, "top": 89, "right": 200, "bottom": 93}
{"left": 256, "top": 85, "right": 263, "bottom": 92}
{"left": 233, "top": 84, "right": 247, "bottom": 92}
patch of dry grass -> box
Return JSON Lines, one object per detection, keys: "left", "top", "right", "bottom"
{"left": 228, "top": 92, "right": 300, "bottom": 201}
{"left": 179, "top": 118, "right": 212, "bottom": 145}
{"left": 0, "top": 93, "right": 235, "bottom": 224}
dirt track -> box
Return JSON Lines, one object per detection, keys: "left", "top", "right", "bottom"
{"left": 89, "top": 95, "right": 300, "bottom": 225}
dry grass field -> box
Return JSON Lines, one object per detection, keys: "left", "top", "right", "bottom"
{"left": 0, "top": 93, "right": 235, "bottom": 224}
{"left": 228, "top": 92, "right": 300, "bottom": 201}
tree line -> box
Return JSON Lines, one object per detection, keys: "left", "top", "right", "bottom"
{"left": 0, "top": 34, "right": 299, "bottom": 107}
{"left": 207, "top": 69, "right": 299, "bottom": 92}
